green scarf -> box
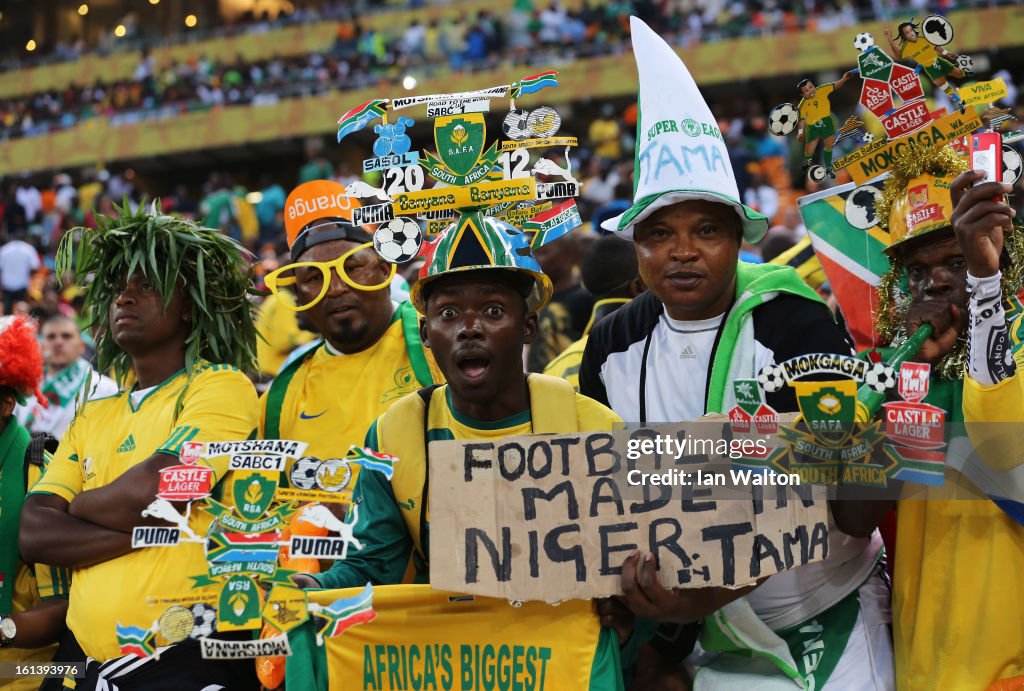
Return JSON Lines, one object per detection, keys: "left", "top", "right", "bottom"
{"left": 0, "top": 419, "right": 31, "bottom": 613}
{"left": 20, "top": 359, "right": 91, "bottom": 428}
{"left": 706, "top": 262, "right": 828, "bottom": 412}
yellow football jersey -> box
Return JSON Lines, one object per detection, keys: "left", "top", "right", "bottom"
{"left": 0, "top": 564, "right": 62, "bottom": 691}
{"left": 260, "top": 303, "right": 443, "bottom": 465}
{"left": 894, "top": 499, "right": 1024, "bottom": 688}
{"left": 544, "top": 299, "right": 631, "bottom": 392}
{"left": 255, "top": 291, "right": 315, "bottom": 377}
{"left": 1, "top": 455, "right": 71, "bottom": 689}
{"left": 31, "top": 363, "right": 259, "bottom": 662}
{"left": 798, "top": 83, "right": 836, "bottom": 126}
{"left": 901, "top": 39, "right": 939, "bottom": 68}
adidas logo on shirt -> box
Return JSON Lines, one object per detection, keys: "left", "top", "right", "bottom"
{"left": 117, "top": 434, "right": 137, "bottom": 453}
{"left": 679, "top": 345, "right": 697, "bottom": 359}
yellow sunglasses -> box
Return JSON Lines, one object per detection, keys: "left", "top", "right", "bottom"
{"left": 264, "top": 242, "right": 396, "bottom": 312}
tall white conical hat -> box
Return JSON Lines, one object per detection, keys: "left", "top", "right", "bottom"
{"left": 603, "top": 17, "right": 769, "bottom": 243}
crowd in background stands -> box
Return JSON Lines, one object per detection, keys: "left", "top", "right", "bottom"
{"left": 0, "top": 0, "right": 1003, "bottom": 141}
{"left": 0, "top": 96, "right": 838, "bottom": 331}
{"left": 8, "top": 0, "right": 999, "bottom": 73}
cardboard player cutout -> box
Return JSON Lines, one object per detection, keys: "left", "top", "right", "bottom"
{"left": 884, "top": 16, "right": 972, "bottom": 108}
{"left": 769, "top": 70, "right": 862, "bottom": 182}
{"left": 768, "top": 13, "right": 999, "bottom": 185}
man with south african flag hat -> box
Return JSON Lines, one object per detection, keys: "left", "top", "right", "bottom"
{"left": 581, "top": 16, "right": 893, "bottom": 689}
{"left": 290, "top": 211, "right": 629, "bottom": 686}
{"left": 21, "top": 202, "right": 261, "bottom": 689}
{"left": 295, "top": 211, "right": 620, "bottom": 589}
{"left": 0, "top": 315, "right": 72, "bottom": 691}
{"left": 831, "top": 142, "right": 1024, "bottom": 689}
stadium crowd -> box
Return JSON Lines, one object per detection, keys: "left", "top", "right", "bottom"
{"left": 0, "top": 4, "right": 1023, "bottom": 690}
{"left": 7, "top": 0, "right": 999, "bottom": 73}
{"left": 0, "top": 0, "right": 1009, "bottom": 141}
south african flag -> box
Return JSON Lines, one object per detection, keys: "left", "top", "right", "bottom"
{"left": 337, "top": 99, "right": 388, "bottom": 142}
{"left": 511, "top": 71, "right": 559, "bottom": 98}
{"left": 346, "top": 446, "right": 399, "bottom": 480}
{"left": 207, "top": 531, "right": 281, "bottom": 563}
{"left": 316, "top": 583, "right": 377, "bottom": 640}
{"left": 116, "top": 623, "right": 156, "bottom": 658}
{"left": 798, "top": 180, "right": 891, "bottom": 350}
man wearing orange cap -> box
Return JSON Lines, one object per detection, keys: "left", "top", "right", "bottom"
{"left": 260, "top": 180, "right": 442, "bottom": 507}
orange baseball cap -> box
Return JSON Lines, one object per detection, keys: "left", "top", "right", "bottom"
{"left": 284, "top": 180, "right": 369, "bottom": 259}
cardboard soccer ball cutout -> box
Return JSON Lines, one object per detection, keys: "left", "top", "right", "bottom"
{"left": 853, "top": 32, "right": 875, "bottom": 52}
{"left": 768, "top": 103, "right": 800, "bottom": 136}
{"left": 373, "top": 217, "right": 422, "bottom": 263}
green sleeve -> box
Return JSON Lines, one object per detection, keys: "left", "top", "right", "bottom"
{"left": 312, "top": 420, "right": 413, "bottom": 589}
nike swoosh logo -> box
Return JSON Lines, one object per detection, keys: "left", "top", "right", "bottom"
{"left": 299, "top": 410, "right": 326, "bottom": 420}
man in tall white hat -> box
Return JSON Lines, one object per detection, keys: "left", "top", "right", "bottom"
{"left": 579, "top": 17, "right": 894, "bottom": 689}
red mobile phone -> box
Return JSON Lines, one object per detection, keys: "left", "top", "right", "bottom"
{"left": 969, "top": 132, "right": 1003, "bottom": 199}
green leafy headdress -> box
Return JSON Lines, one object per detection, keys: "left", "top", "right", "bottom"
{"left": 56, "top": 201, "right": 258, "bottom": 385}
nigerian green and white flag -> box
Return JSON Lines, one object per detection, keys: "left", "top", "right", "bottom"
{"left": 603, "top": 17, "right": 768, "bottom": 243}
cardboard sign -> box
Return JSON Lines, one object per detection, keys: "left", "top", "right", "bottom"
{"left": 859, "top": 78, "right": 894, "bottom": 117}
{"left": 881, "top": 101, "right": 937, "bottom": 139}
{"left": 960, "top": 78, "right": 1009, "bottom": 107}
{"left": 889, "top": 63, "right": 925, "bottom": 102}
{"left": 392, "top": 178, "right": 536, "bottom": 216}
{"left": 428, "top": 420, "right": 829, "bottom": 602}
{"left": 844, "top": 109, "right": 983, "bottom": 183}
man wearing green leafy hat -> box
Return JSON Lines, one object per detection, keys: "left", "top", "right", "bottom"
{"left": 581, "top": 17, "right": 893, "bottom": 688}
{"left": 290, "top": 211, "right": 629, "bottom": 687}
{"left": 21, "top": 203, "right": 262, "bottom": 689}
